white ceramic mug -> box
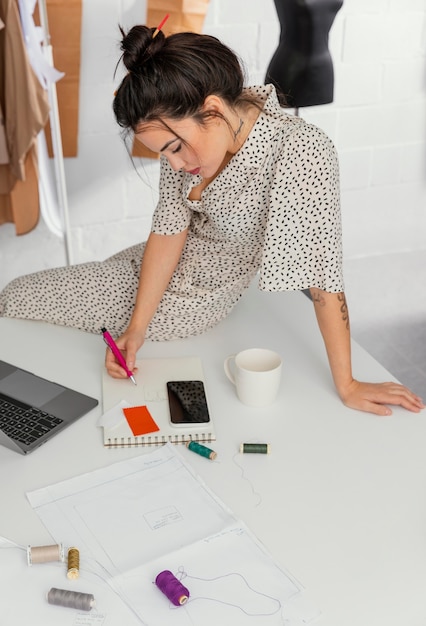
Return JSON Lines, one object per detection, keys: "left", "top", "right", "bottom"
{"left": 224, "top": 348, "right": 282, "bottom": 407}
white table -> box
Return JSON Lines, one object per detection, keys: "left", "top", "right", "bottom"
{"left": 1, "top": 283, "right": 425, "bottom": 625}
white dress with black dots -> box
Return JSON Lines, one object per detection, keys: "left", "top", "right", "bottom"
{"left": 0, "top": 85, "right": 343, "bottom": 340}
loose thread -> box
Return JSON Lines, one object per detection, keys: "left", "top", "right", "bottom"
{"left": 232, "top": 453, "right": 262, "bottom": 507}
{"left": 186, "top": 440, "right": 217, "bottom": 460}
{"left": 175, "top": 567, "right": 283, "bottom": 618}
{"left": 47, "top": 588, "right": 95, "bottom": 611}
{"left": 155, "top": 570, "right": 190, "bottom": 606}
{"left": 67, "top": 547, "right": 80, "bottom": 579}
{"left": 27, "top": 544, "right": 64, "bottom": 566}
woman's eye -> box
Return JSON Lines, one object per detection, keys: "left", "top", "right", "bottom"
{"left": 172, "top": 144, "right": 182, "bottom": 154}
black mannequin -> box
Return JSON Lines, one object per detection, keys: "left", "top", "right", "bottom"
{"left": 265, "top": 0, "right": 343, "bottom": 109}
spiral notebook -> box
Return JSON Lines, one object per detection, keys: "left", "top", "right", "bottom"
{"left": 100, "top": 356, "right": 216, "bottom": 448}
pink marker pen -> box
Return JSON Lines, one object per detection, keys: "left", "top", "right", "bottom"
{"left": 101, "top": 327, "right": 137, "bottom": 385}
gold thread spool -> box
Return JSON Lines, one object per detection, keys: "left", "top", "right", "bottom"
{"left": 27, "top": 543, "right": 64, "bottom": 566}
{"left": 67, "top": 547, "right": 80, "bottom": 580}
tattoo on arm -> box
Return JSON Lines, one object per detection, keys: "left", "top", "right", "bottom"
{"left": 337, "top": 293, "right": 350, "bottom": 330}
{"left": 311, "top": 291, "right": 326, "bottom": 307}
{"left": 311, "top": 289, "right": 350, "bottom": 330}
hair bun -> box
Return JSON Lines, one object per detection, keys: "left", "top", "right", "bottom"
{"left": 119, "top": 25, "right": 165, "bottom": 72}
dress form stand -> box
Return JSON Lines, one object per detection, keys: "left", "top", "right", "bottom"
{"left": 265, "top": 0, "right": 343, "bottom": 110}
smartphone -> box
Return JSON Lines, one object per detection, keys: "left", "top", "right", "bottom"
{"left": 166, "top": 380, "right": 210, "bottom": 425}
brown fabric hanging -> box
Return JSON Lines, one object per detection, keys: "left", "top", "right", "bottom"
{"left": 4, "top": 147, "right": 41, "bottom": 233}
{"left": 0, "top": 0, "right": 50, "bottom": 234}
{"left": 132, "top": 0, "right": 210, "bottom": 159}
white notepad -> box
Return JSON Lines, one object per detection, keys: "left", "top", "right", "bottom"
{"left": 100, "top": 356, "right": 215, "bottom": 447}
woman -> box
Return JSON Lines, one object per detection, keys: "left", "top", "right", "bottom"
{"left": 0, "top": 25, "right": 423, "bottom": 416}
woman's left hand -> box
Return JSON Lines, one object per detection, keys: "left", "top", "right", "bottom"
{"left": 339, "top": 379, "right": 425, "bottom": 416}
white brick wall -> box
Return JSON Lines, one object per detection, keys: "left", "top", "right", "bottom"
{"left": 0, "top": 0, "right": 425, "bottom": 286}
{"left": 301, "top": 0, "right": 426, "bottom": 258}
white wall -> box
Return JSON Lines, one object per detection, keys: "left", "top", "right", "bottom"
{"left": 1, "top": 0, "right": 425, "bottom": 284}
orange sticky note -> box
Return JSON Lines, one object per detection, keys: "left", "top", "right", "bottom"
{"left": 123, "top": 406, "right": 160, "bottom": 436}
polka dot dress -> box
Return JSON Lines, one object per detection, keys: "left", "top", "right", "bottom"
{"left": 0, "top": 85, "right": 343, "bottom": 340}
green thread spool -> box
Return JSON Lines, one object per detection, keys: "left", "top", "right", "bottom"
{"left": 186, "top": 440, "right": 217, "bottom": 460}
{"left": 239, "top": 443, "right": 270, "bottom": 454}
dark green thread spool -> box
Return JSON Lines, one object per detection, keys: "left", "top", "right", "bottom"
{"left": 186, "top": 441, "right": 217, "bottom": 460}
{"left": 239, "top": 443, "right": 270, "bottom": 454}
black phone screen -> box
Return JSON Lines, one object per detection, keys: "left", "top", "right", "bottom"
{"left": 166, "top": 380, "right": 210, "bottom": 425}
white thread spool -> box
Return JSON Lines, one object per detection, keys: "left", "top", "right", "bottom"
{"left": 27, "top": 543, "right": 64, "bottom": 566}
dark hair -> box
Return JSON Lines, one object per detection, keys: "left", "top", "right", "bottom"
{"left": 113, "top": 26, "right": 261, "bottom": 133}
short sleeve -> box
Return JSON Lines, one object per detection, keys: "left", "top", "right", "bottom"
{"left": 259, "top": 123, "right": 344, "bottom": 293}
{"left": 151, "top": 157, "right": 191, "bottom": 235}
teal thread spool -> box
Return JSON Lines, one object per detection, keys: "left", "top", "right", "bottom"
{"left": 239, "top": 443, "right": 270, "bottom": 454}
{"left": 186, "top": 440, "right": 217, "bottom": 460}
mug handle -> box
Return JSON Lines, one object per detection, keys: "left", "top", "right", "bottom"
{"left": 224, "top": 355, "right": 236, "bottom": 385}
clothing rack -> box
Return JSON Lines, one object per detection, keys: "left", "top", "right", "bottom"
{"left": 37, "top": 0, "right": 73, "bottom": 265}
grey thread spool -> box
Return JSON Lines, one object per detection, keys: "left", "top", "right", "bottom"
{"left": 47, "top": 588, "right": 95, "bottom": 611}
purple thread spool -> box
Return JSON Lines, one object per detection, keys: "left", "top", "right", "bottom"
{"left": 155, "top": 570, "right": 190, "bottom": 606}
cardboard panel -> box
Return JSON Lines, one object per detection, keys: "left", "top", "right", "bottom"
{"left": 44, "top": 0, "right": 82, "bottom": 158}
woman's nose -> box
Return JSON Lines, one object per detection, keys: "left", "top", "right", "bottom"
{"left": 167, "top": 154, "right": 185, "bottom": 171}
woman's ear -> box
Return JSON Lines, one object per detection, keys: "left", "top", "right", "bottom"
{"left": 201, "top": 94, "right": 225, "bottom": 115}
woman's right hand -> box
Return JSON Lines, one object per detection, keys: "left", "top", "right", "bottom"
{"left": 105, "top": 327, "right": 145, "bottom": 379}
{"left": 104, "top": 230, "right": 188, "bottom": 380}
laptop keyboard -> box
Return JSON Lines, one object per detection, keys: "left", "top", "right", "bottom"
{"left": 0, "top": 393, "right": 63, "bottom": 447}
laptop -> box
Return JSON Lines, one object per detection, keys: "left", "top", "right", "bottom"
{"left": 0, "top": 360, "right": 98, "bottom": 454}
